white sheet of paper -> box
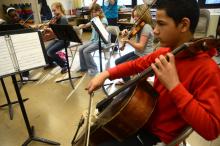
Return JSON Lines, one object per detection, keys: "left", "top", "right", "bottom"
{"left": 10, "top": 32, "right": 46, "bottom": 71}
{"left": 0, "top": 36, "right": 16, "bottom": 77}
{"left": 91, "top": 17, "right": 109, "bottom": 43}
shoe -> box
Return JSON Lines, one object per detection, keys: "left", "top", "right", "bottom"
{"left": 113, "top": 46, "right": 118, "bottom": 52}
{"left": 22, "top": 76, "right": 29, "bottom": 81}
{"left": 61, "top": 67, "right": 68, "bottom": 74}
{"left": 88, "top": 69, "right": 98, "bottom": 76}
{"left": 21, "top": 76, "right": 29, "bottom": 84}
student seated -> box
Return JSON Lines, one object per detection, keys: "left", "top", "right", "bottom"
{"left": 6, "top": 7, "right": 30, "bottom": 80}
{"left": 45, "top": 2, "right": 69, "bottom": 74}
{"left": 87, "top": 0, "right": 220, "bottom": 145}
{"left": 78, "top": 4, "right": 108, "bottom": 76}
{"left": 116, "top": 4, "right": 154, "bottom": 84}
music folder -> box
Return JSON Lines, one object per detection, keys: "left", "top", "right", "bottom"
{"left": 91, "top": 16, "right": 110, "bottom": 44}
{"left": 0, "top": 29, "right": 47, "bottom": 78}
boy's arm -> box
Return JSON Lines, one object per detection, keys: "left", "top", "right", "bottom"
{"left": 86, "top": 53, "right": 153, "bottom": 94}
{"left": 86, "top": 48, "right": 169, "bottom": 94}
{"left": 87, "top": 71, "right": 110, "bottom": 94}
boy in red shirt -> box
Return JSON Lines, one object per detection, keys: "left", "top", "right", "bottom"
{"left": 87, "top": 0, "right": 220, "bottom": 145}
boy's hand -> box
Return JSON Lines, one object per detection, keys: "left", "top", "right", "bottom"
{"left": 151, "top": 53, "right": 180, "bottom": 91}
{"left": 86, "top": 71, "right": 110, "bottom": 94}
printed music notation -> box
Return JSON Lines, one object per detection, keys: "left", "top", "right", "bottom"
{"left": 0, "top": 31, "right": 46, "bottom": 77}
{"left": 0, "top": 36, "right": 16, "bottom": 77}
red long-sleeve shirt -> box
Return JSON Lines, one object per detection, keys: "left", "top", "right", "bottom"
{"left": 108, "top": 48, "right": 220, "bottom": 143}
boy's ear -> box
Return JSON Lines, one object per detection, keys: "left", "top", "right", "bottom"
{"left": 179, "top": 18, "right": 191, "bottom": 32}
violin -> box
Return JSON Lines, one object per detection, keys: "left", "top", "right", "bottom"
{"left": 39, "top": 15, "right": 61, "bottom": 42}
{"left": 72, "top": 37, "right": 220, "bottom": 146}
{"left": 119, "top": 20, "right": 146, "bottom": 50}
{"left": 119, "top": 0, "right": 157, "bottom": 51}
{"left": 17, "top": 19, "right": 32, "bottom": 29}
{"left": 49, "top": 16, "right": 60, "bottom": 24}
{"left": 17, "top": 14, "right": 34, "bottom": 29}
{"left": 37, "top": 15, "right": 60, "bottom": 30}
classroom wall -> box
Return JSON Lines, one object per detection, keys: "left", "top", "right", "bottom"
{"left": 0, "top": 0, "right": 83, "bottom": 22}
{"left": 47, "top": 0, "right": 82, "bottom": 15}
{"left": 0, "top": 0, "right": 41, "bottom": 23}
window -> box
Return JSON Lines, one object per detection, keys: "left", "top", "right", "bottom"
{"left": 83, "top": 0, "right": 132, "bottom": 7}
{"left": 137, "top": 0, "right": 144, "bottom": 5}
{"left": 137, "top": 0, "right": 154, "bottom": 5}
{"left": 202, "top": 0, "right": 220, "bottom": 8}
{"left": 83, "top": 0, "right": 103, "bottom": 7}
{"left": 118, "top": 0, "right": 132, "bottom": 5}
{"left": 205, "top": 0, "right": 220, "bottom": 4}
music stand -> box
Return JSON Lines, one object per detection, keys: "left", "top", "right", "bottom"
{"left": 50, "top": 24, "right": 82, "bottom": 89}
{"left": 0, "top": 78, "right": 28, "bottom": 120}
{"left": 0, "top": 24, "right": 38, "bottom": 88}
{"left": 0, "top": 29, "right": 59, "bottom": 145}
{"left": 0, "top": 24, "right": 24, "bottom": 30}
{"left": 91, "top": 17, "right": 110, "bottom": 96}
{"left": 0, "top": 25, "right": 30, "bottom": 118}
{"left": 11, "top": 75, "right": 60, "bottom": 146}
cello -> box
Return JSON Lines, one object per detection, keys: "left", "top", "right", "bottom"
{"left": 72, "top": 37, "right": 220, "bottom": 146}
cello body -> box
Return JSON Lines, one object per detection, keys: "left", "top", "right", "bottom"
{"left": 73, "top": 79, "right": 158, "bottom": 146}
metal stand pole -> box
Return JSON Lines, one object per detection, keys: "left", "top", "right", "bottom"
{"left": 98, "top": 35, "right": 109, "bottom": 96}
{"left": 56, "top": 41, "right": 82, "bottom": 89}
{"left": 11, "top": 75, "right": 60, "bottom": 146}
{"left": 0, "top": 78, "right": 28, "bottom": 120}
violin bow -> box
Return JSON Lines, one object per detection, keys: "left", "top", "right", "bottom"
{"left": 21, "top": 14, "right": 33, "bottom": 25}
{"left": 131, "top": 0, "right": 157, "bottom": 27}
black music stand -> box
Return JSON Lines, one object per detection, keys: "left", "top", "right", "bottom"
{"left": 0, "top": 24, "right": 38, "bottom": 88}
{"left": 0, "top": 78, "right": 28, "bottom": 120}
{"left": 0, "top": 28, "right": 59, "bottom": 145}
{"left": 11, "top": 75, "right": 60, "bottom": 146}
{"left": 91, "top": 17, "right": 111, "bottom": 96}
{"left": 50, "top": 24, "right": 82, "bottom": 89}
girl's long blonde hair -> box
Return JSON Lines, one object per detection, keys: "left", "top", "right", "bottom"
{"left": 52, "top": 2, "right": 66, "bottom": 15}
{"left": 132, "top": 4, "right": 153, "bottom": 27}
{"left": 91, "top": 4, "right": 104, "bottom": 19}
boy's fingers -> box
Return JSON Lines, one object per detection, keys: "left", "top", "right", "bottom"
{"left": 167, "top": 53, "right": 175, "bottom": 64}
{"left": 151, "top": 63, "right": 159, "bottom": 75}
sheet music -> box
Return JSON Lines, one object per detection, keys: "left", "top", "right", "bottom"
{"left": 0, "top": 36, "right": 16, "bottom": 77}
{"left": 91, "top": 17, "right": 109, "bottom": 43}
{"left": 10, "top": 32, "right": 46, "bottom": 71}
